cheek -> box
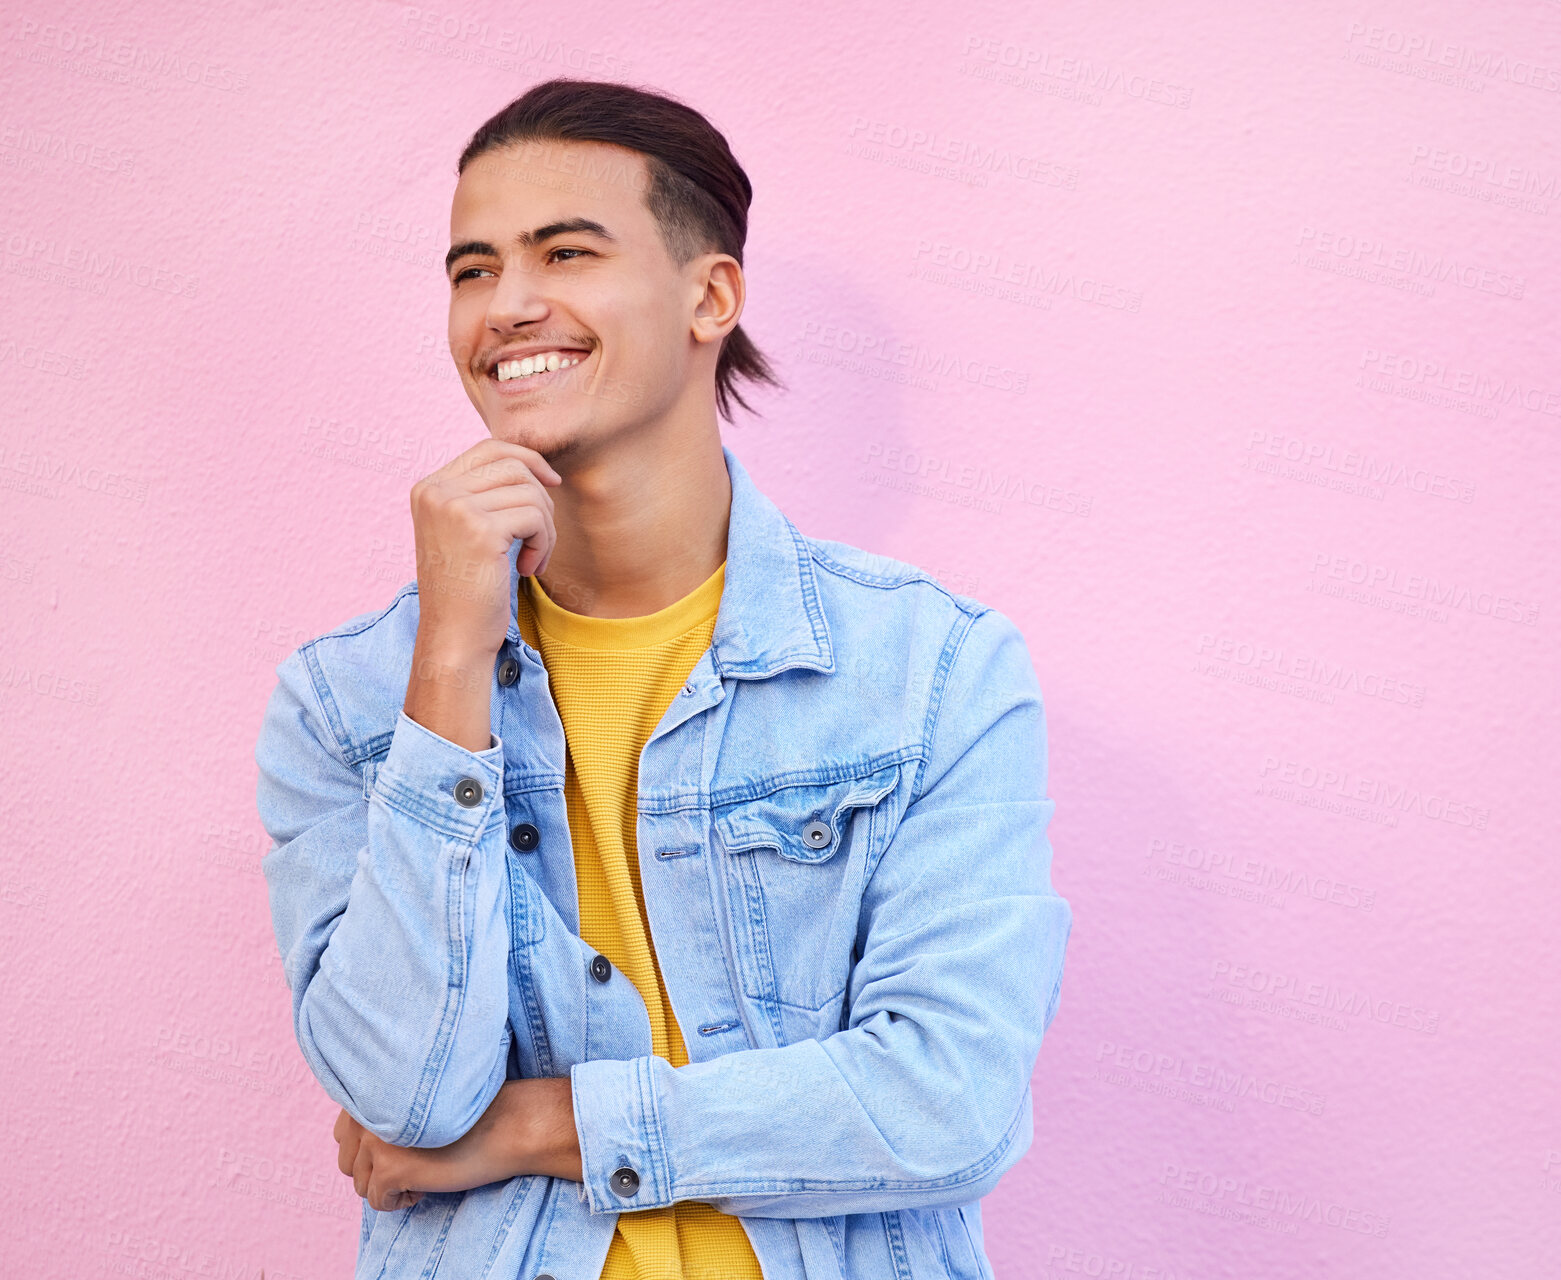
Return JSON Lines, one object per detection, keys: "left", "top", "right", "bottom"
{"left": 632, "top": 294, "right": 694, "bottom": 369}
{"left": 447, "top": 307, "right": 485, "bottom": 369}
{"left": 592, "top": 293, "right": 684, "bottom": 379}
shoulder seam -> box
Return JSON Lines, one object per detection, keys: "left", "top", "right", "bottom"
{"left": 910, "top": 606, "right": 993, "bottom": 802}
{"left": 292, "top": 584, "right": 418, "bottom": 764}
{"left": 806, "top": 542, "right": 986, "bottom": 616}
{"left": 307, "top": 580, "right": 419, "bottom": 644}
{"left": 285, "top": 645, "right": 354, "bottom": 772}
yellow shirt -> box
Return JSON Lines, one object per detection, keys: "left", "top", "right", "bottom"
{"left": 516, "top": 561, "right": 766, "bottom": 1280}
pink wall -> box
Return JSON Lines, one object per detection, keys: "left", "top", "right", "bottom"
{"left": 3, "top": 1, "right": 1557, "bottom": 1276}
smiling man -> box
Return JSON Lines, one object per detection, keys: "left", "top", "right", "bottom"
{"left": 257, "top": 78, "right": 1072, "bottom": 1280}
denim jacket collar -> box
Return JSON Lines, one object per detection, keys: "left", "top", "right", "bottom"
{"left": 503, "top": 443, "right": 836, "bottom": 681}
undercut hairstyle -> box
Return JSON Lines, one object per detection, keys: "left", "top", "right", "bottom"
{"left": 458, "top": 78, "right": 784, "bottom": 422}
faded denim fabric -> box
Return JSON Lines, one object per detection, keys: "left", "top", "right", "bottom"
{"left": 255, "top": 444, "right": 1072, "bottom": 1280}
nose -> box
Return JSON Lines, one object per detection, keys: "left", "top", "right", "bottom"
{"left": 486, "top": 258, "right": 552, "bottom": 332}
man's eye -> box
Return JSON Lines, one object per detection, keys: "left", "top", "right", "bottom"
{"left": 548, "top": 248, "right": 589, "bottom": 263}
{"left": 452, "top": 266, "right": 493, "bottom": 283}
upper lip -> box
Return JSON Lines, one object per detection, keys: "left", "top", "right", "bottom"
{"left": 486, "top": 343, "right": 592, "bottom": 374}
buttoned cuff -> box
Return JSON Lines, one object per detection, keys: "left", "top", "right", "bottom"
{"left": 370, "top": 710, "right": 505, "bottom": 841}
{"left": 570, "top": 1056, "right": 671, "bottom": 1212}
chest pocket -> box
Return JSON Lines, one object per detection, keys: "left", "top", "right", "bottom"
{"left": 713, "top": 761, "right": 903, "bottom": 1018}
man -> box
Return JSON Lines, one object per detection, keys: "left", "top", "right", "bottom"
{"left": 256, "top": 77, "right": 1071, "bottom": 1280}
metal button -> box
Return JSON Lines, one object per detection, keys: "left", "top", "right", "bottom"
{"left": 681, "top": 682, "right": 695, "bottom": 696}
{"left": 509, "top": 822, "right": 539, "bottom": 853}
{"left": 801, "top": 819, "right": 832, "bottom": 849}
{"left": 536, "top": 1274, "right": 556, "bottom": 1280}
{"left": 496, "top": 656, "right": 520, "bottom": 687}
{"left": 590, "top": 954, "right": 612, "bottom": 983}
{"left": 610, "top": 1166, "right": 640, "bottom": 1197}
{"left": 453, "top": 777, "right": 484, "bottom": 807}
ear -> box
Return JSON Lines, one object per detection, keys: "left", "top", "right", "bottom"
{"left": 690, "top": 254, "right": 744, "bottom": 347}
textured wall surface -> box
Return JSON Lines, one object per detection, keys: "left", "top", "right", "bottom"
{"left": 2, "top": 1, "right": 1557, "bottom": 1277}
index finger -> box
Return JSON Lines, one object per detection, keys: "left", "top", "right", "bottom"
{"left": 474, "top": 438, "right": 562, "bottom": 485}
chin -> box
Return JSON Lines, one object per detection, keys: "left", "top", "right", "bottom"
{"left": 488, "top": 416, "right": 589, "bottom": 461}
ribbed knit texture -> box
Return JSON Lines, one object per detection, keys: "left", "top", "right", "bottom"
{"left": 516, "top": 560, "right": 766, "bottom": 1280}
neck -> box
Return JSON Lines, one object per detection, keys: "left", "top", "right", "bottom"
{"left": 531, "top": 418, "right": 731, "bottom": 619}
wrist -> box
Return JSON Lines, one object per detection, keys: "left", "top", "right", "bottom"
{"left": 498, "top": 1078, "right": 582, "bottom": 1182}
{"left": 411, "top": 633, "right": 496, "bottom": 671}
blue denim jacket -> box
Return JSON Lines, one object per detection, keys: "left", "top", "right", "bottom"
{"left": 256, "top": 444, "right": 1072, "bottom": 1280}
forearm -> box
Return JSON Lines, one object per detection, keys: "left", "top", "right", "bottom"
{"left": 568, "top": 973, "right": 1056, "bottom": 1218}
{"left": 260, "top": 651, "right": 515, "bottom": 1149}
{"left": 567, "top": 744, "right": 1071, "bottom": 1220}
{"left": 403, "top": 628, "right": 497, "bottom": 753}
{"left": 335, "top": 1075, "right": 582, "bottom": 1213}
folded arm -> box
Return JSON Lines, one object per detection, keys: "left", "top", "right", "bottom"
{"left": 568, "top": 607, "right": 1074, "bottom": 1217}
{"left": 256, "top": 647, "right": 517, "bottom": 1149}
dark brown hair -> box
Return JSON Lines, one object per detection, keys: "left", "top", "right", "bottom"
{"left": 457, "top": 78, "right": 783, "bottom": 422}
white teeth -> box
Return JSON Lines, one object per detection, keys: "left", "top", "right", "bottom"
{"left": 495, "top": 352, "right": 584, "bottom": 382}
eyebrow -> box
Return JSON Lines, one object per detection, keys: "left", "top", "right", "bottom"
{"left": 444, "top": 218, "right": 617, "bottom": 275}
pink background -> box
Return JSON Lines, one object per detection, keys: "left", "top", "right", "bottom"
{"left": 3, "top": 1, "right": 1558, "bottom": 1277}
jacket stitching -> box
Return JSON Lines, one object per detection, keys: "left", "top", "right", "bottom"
{"left": 929, "top": 1209, "right": 956, "bottom": 1277}
{"left": 669, "top": 1087, "right": 1028, "bottom": 1197}
{"left": 398, "top": 844, "right": 472, "bottom": 1145}
{"left": 478, "top": 1174, "right": 540, "bottom": 1279}
{"left": 882, "top": 1210, "right": 915, "bottom": 1280}
{"left": 641, "top": 1054, "right": 674, "bottom": 1206}
{"left": 910, "top": 607, "right": 989, "bottom": 804}
{"left": 707, "top": 750, "right": 915, "bottom": 808}
{"left": 958, "top": 1206, "right": 990, "bottom": 1280}
{"left": 418, "top": 1196, "right": 458, "bottom": 1278}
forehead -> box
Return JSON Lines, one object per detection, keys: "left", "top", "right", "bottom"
{"left": 450, "top": 139, "right": 653, "bottom": 235}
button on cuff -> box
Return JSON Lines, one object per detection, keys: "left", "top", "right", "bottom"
{"left": 369, "top": 710, "right": 504, "bottom": 840}
{"left": 570, "top": 1057, "right": 668, "bottom": 1213}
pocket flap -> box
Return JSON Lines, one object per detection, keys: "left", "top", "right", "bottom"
{"left": 714, "top": 763, "right": 900, "bottom": 864}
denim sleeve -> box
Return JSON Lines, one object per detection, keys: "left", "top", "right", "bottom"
{"left": 255, "top": 646, "right": 516, "bottom": 1149}
{"left": 568, "top": 607, "right": 1074, "bottom": 1217}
